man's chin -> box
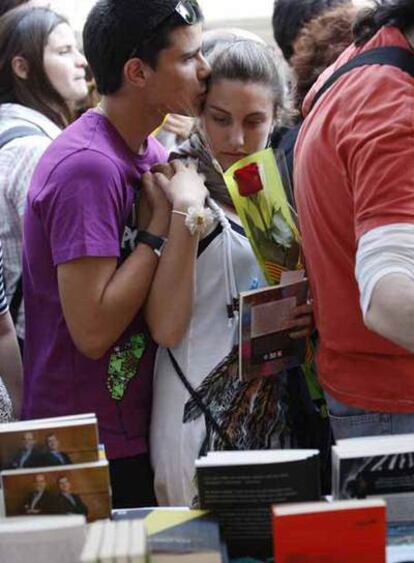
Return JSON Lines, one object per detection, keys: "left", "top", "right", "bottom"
{"left": 170, "top": 96, "right": 204, "bottom": 118}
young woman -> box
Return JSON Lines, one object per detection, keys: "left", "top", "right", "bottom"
{"left": 0, "top": 240, "right": 22, "bottom": 421}
{"left": 0, "top": 5, "right": 88, "bottom": 347}
{"left": 147, "top": 39, "right": 311, "bottom": 506}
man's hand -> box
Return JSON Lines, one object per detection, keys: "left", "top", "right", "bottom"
{"left": 288, "top": 302, "right": 314, "bottom": 339}
{"left": 140, "top": 171, "right": 171, "bottom": 236}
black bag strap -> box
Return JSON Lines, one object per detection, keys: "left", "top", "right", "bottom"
{"left": 167, "top": 349, "right": 235, "bottom": 450}
{"left": 9, "top": 276, "right": 22, "bottom": 324}
{"left": 0, "top": 125, "right": 47, "bottom": 324}
{"left": 309, "top": 46, "right": 414, "bottom": 113}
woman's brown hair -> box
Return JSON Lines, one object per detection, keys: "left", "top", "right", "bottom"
{"left": 0, "top": 6, "right": 72, "bottom": 128}
{"left": 290, "top": 3, "right": 357, "bottom": 114}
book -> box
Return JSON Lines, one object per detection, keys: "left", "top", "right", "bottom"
{"left": 332, "top": 434, "right": 414, "bottom": 523}
{"left": 1, "top": 459, "right": 111, "bottom": 522}
{"left": 272, "top": 499, "right": 386, "bottom": 563}
{"left": 80, "top": 520, "right": 105, "bottom": 563}
{"left": 112, "top": 507, "right": 223, "bottom": 563}
{"left": 239, "top": 277, "right": 308, "bottom": 380}
{"left": 80, "top": 519, "right": 147, "bottom": 563}
{"left": 0, "top": 514, "right": 87, "bottom": 563}
{"left": 0, "top": 413, "right": 99, "bottom": 471}
{"left": 196, "top": 449, "right": 320, "bottom": 558}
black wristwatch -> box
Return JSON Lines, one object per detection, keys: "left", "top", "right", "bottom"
{"left": 136, "top": 230, "right": 167, "bottom": 257}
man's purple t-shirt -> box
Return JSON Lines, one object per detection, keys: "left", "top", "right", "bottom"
{"left": 22, "top": 110, "right": 167, "bottom": 459}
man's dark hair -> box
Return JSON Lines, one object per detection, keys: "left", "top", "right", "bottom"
{"left": 83, "top": 0, "right": 203, "bottom": 95}
{"left": 272, "top": 0, "right": 351, "bottom": 61}
{"left": 0, "top": 0, "right": 29, "bottom": 18}
{"left": 354, "top": 0, "right": 414, "bottom": 45}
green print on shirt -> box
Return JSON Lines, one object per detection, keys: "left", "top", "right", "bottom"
{"left": 107, "top": 333, "right": 146, "bottom": 400}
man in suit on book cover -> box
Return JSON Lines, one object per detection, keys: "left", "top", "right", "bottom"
{"left": 23, "top": 474, "right": 56, "bottom": 515}
{"left": 40, "top": 433, "right": 72, "bottom": 466}
{"left": 7, "top": 431, "right": 43, "bottom": 469}
{"left": 55, "top": 476, "right": 88, "bottom": 516}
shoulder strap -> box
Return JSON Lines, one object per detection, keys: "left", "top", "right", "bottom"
{"left": 0, "top": 125, "right": 46, "bottom": 150}
{"left": 309, "top": 46, "right": 414, "bottom": 113}
{"left": 9, "top": 275, "right": 22, "bottom": 325}
{"left": 0, "top": 125, "right": 47, "bottom": 325}
{"left": 167, "top": 349, "right": 235, "bottom": 450}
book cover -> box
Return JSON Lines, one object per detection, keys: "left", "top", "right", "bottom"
{"left": 0, "top": 414, "right": 99, "bottom": 471}
{"left": 239, "top": 278, "right": 308, "bottom": 381}
{"left": 272, "top": 499, "right": 386, "bottom": 563}
{"left": 1, "top": 460, "right": 111, "bottom": 522}
{"left": 112, "top": 508, "right": 222, "bottom": 563}
{"left": 0, "top": 515, "right": 87, "bottom": 563}
{"left": 333, "top": 435, "right": 414, "bottom": 523}
{"left": 196, "top": 450, "right": 320, "bottom": 558}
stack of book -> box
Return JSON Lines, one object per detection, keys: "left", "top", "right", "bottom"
{"left": 112, "top": 507, "right": 225, "bottom": 562}
{"left": 0, "top": 413, "right": 111, "bottom": 522}
{"left": 81, "top": 519, "right": 147, "bottom": 562}
{"left": 332, "top": 434, "right": 414, "bottom": 523}
{"left": 196, "top": 449, "right": 320, "bottom": 558}
{"left": 0, "top": 514, "right": 87, "bottom": 563}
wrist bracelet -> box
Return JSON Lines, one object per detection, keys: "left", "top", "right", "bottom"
{"left": 172, "top": 206, "right": 214, "bottom": 236}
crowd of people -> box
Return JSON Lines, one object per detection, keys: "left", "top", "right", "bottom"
{"left": 0, "top": 0, "right": 413, "bottom": 512}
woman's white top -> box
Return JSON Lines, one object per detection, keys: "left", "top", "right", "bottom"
{"left": 150, "top": 204, "right": 288, "bottom": 507}
{"left": 0, "top": 103, "right": 61, "bottom": 338}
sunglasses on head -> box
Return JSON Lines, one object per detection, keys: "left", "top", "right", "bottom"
{"left": 129, "top": 0, "right": 202, "bottom": 59}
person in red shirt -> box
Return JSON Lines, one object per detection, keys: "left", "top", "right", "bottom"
{"left": 295, "top": 0, "right": 414, "bottom": 439}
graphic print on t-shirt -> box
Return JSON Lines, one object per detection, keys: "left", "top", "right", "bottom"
{"left": 106, "top": 185, "right": 146, "bottom": 401}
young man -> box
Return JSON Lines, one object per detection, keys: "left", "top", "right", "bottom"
{"left": 295, "top": 0, "right": 414, "bottom": 439}
{"left": 22, "top": 0, "right": 210, "bottom": 507}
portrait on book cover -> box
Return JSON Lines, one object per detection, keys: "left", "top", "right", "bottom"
{"left": 0, "top": 423, "right": 98, "bottom": 471}
{"left": 1, "top": 463, "right": 111, "bottom": 522}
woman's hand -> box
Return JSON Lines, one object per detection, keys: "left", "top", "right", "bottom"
{"left": 152, "top": 160, "right": 208, "bottom": 211}
{"left": 160, "top": 114, "right": 195, "bottom": 140}
{"left": 288, "top": 302, "right": 314, "bottom": 339}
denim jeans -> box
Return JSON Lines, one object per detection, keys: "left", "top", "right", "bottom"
{"left": 325, "top": 391, "right": 414, "bottom": 441}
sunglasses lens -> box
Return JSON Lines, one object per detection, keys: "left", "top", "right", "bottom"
{"left": 175, "top": 0, "right": 200, "bottom": 25}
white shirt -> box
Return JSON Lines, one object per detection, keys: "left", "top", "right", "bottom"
{"left": 0, "top": 242, "right": 7, "bottom": 316}
{"left": 0, "top": 103, "right": 61, "bottom": 337}
{"left": 355, "top": 223, "right": 414, "bottom": 318}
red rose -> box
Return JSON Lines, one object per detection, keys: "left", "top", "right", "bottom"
{"left": 234, "top": 162, "right": 263, "bottom": 197}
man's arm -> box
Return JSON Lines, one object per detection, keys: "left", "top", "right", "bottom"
{"left": 56, "top": 162, "right": 171, "bottom": 360}
{"left": 58, "top": 246, "right": 159, "bottom": 360}
{"left": 356, "top": 224, "right": 414, "bottom": 352}
{"left": 365, "top": 273, "right": 414, "bottom": 352}
{"left": 0, "top": 310, "right": 23, "bottom": 418}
